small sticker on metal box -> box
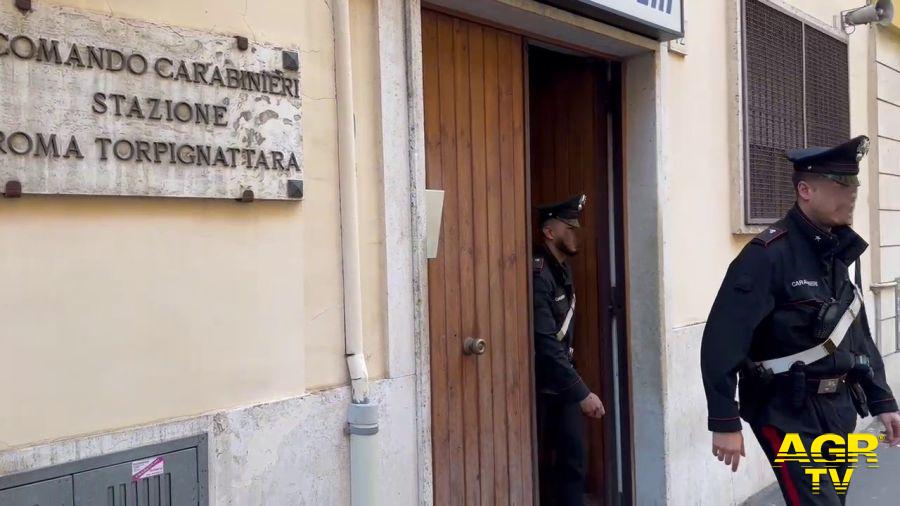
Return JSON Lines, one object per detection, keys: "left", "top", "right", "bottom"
{"left": 131, "top": 456, "right": 165, "bottom": 481}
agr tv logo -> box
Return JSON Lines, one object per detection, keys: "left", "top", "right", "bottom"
{"left": 774, "top": 433, "right": 882, "bottom": 494}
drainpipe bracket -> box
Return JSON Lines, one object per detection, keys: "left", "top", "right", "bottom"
{"left": 347, "top": 401, "right": 379, "bottom": 424}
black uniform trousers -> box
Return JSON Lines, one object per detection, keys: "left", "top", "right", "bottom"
{"left": 537, "top": 393, "right": 586, "bottom": 506}
{"left": 752, "top": 425, "right": 851, "bottom": 506}
{"left": 750, "top": 384, "right": 860, "bottom": 506}
{"left": 747, "top": 381, "right": 862, "bottom": 506}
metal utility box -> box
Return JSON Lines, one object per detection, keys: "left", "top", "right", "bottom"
{"left": 0, "top": 435, "right": 208, "bottom": 506}
{"left": 0, "top": 477, "right": 73, "bottom": 505}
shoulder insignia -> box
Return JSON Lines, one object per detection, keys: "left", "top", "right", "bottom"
{"left": 751, "top": 226, "right": 788, "bottom": 248}
{"left": 533, "top": 256, "right": 545, "bottom": 272}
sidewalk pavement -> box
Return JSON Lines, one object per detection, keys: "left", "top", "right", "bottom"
{"left": 743, "top": 419, "right": 900, "bottom": 506}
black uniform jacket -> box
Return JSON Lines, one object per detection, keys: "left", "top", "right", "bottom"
{"left": 533, "top": 245, "right": 590, "bottom": 404}
{"left": 701, "top": 205, "right": 898, "bottom": 433}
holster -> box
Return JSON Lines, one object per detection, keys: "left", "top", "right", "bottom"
{"left": 739, "top": 360, "right": 774, "bottom": 421}
{"left": 847, "top": 354, "right": 874, "bottom": 418}
{"left": 788, "top": 361, "right": 807, "bottom": 410}
{"left": 849, "top": 382, "right": 869, "bottom": 418}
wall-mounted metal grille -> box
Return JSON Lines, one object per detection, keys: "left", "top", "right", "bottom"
{"left": 742, "top": 0, "right": 850, "bottom": 224}
{"left": 73, "top": 448, "right": 198, "bottom": 506}
{"left": 805, "top": 27, "right": 851, "bottom": 148}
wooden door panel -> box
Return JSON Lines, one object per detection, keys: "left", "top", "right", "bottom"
{"left": 483, "top": 27, "right": 511, "bottom": 504}
{"left": 423, "top": 9, "right": 533, "bottom": 505}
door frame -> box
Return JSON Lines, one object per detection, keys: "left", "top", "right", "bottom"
{"left": 384, "top": 0, "right": 666, "bottom": 503}
{"left": 417, "top": 3, "right": 633, "bottom": 503}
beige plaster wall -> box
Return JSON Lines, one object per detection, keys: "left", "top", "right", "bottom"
{"left": 0, "top": 0, "right": 387, "bottom": 449}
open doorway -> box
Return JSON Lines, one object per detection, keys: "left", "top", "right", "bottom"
{"left": 528, "top": 44, "right": 632, "bottom": 505}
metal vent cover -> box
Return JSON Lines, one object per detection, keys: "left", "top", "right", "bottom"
{"left": 805, "top": 27, "right": 851, "bottom": 148}
{"left": 742, "top": 0, "right": 850, "bottom": 224}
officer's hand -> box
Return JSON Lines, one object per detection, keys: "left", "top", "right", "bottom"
{"left": 579, "top": 393, "right": 605, "bottom": 419}
{"left": 712, "top": 431, "right": 745, "bottom": 472}
{"left": 877, "top": 412, "right": 900, "bottom": 447}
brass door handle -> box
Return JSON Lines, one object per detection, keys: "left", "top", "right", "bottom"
{"left": 464, "top": 337, "right": 487, "bottom": 355}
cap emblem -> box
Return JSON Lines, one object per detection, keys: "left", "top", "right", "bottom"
{"left": 857, "top": 137, "right": 870, "bottom": 161}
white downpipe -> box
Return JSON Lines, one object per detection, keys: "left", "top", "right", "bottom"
{"left": 334, "top": 0, "right": 366, "bottom": 405}
{"left": 333, "top": 0, "right": 378, "bottom": 504}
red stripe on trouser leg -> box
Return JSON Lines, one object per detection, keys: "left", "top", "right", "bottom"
{"left": 761, "top": 426, "right": 803, "bottom": 506}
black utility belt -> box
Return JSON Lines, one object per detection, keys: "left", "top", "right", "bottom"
{"left": 744, "top": 354, "right": 873, "bottom": 387}
{"left": 803, "top": 374, "right": 847, "bottom": 395}
{"left": 774, "top": 371, "right": 850, "bottom": 412}
{"left": 765, "top": 372, "right": 849, "bottom": 395}
{"left": 745, "top": 357, "right": 873, "bottom": 415}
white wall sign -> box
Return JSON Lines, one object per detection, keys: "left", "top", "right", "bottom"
{"left": 0, "top": 3, "right": 303, "bottom": 200}
{"left": 543, "top": 0, "right": 683, "bottom": 40}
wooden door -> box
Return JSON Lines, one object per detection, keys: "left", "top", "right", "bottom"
{"left": 528, "top": 46, "right": 614, "bottom": 505}
{"left": 423, "top": 9, "right": 534, "bottom": 505}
